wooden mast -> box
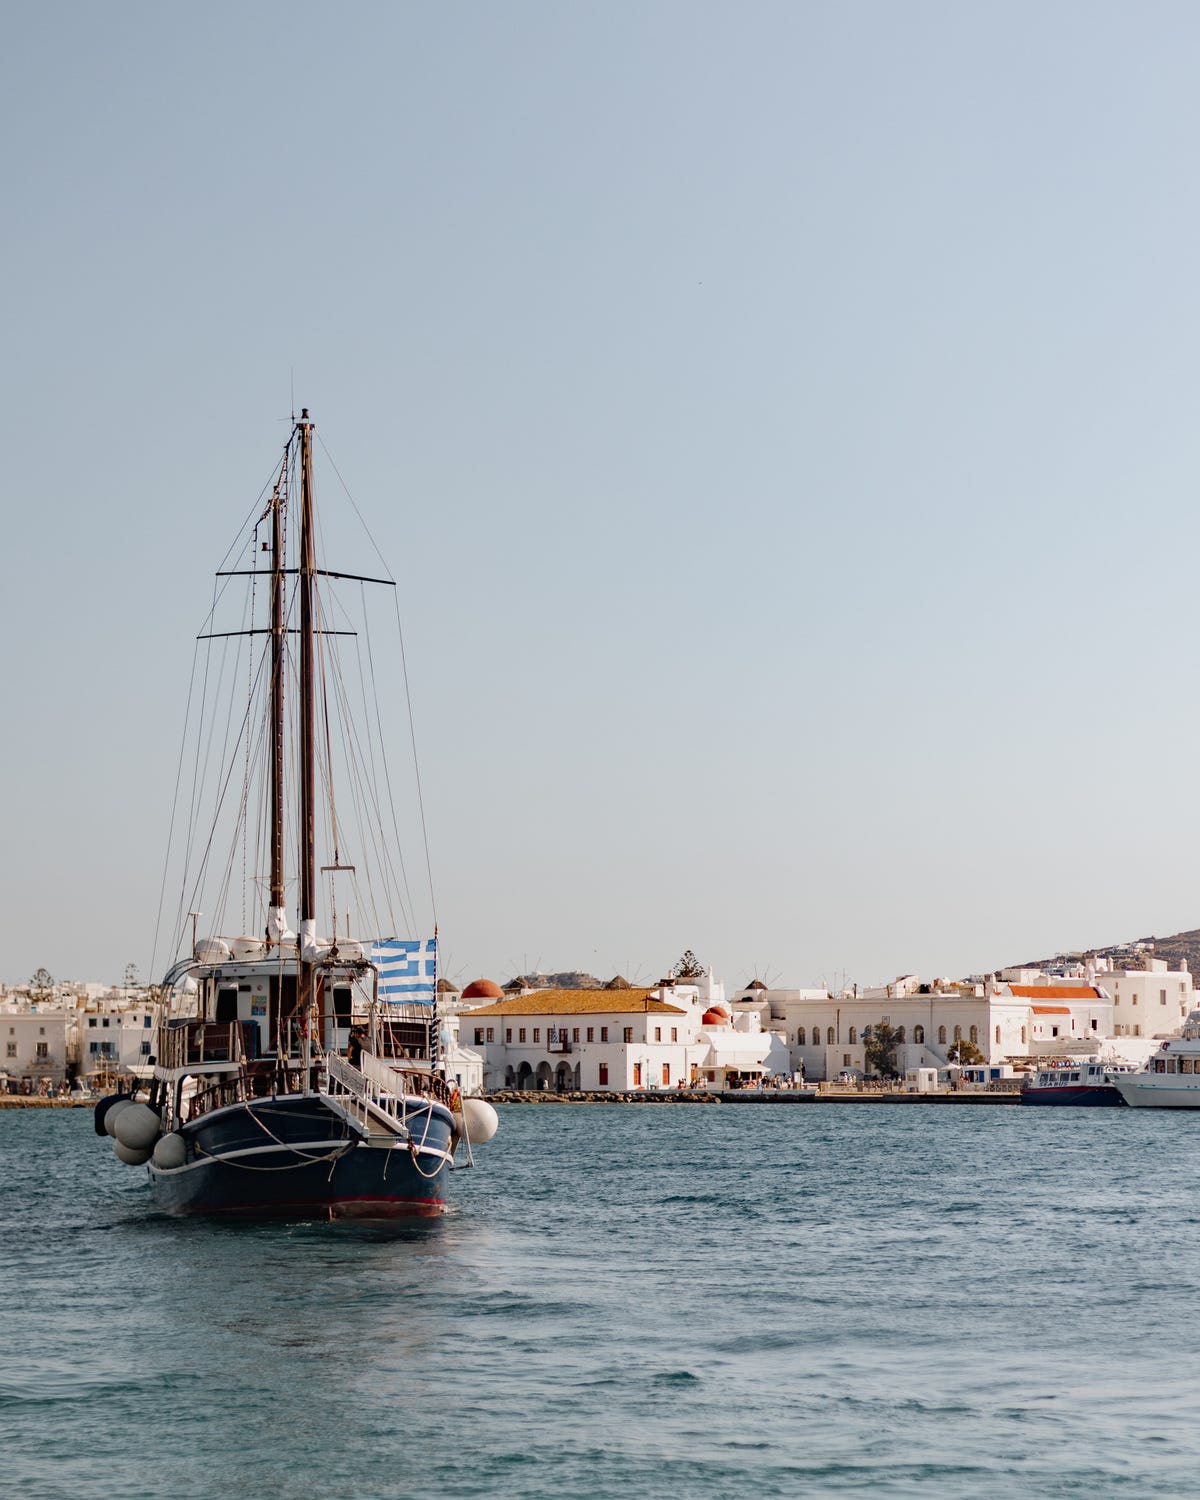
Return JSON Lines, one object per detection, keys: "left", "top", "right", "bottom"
{"left": 268, "top": 453, "right": 287, "bottom": 931}
{"left": 297, "top": 410, "right": 317, "bottom": 1063}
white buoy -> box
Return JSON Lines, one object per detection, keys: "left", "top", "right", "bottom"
{"left": 152, "top": 1133, "right": 187, "bottom": 1169}
{"left": 104, "top": 1099, "right": 136, "bottom": 1138}
{"left": 113, "top": 1138, "right": 152, "bottom": 1166}
{"left": 114, "top": 1103, "right": 161, "bottom": 1152}
{"left": 459, "top": 1097, "right": 499, "bottom": 1144}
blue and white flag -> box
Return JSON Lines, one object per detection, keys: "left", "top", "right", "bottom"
{"left": 371, "top": 937, "right": 437, "bottom": 1005}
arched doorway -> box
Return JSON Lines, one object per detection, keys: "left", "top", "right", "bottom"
{"left": 516, "top": 1061, "right": 534, "bottom": 1092}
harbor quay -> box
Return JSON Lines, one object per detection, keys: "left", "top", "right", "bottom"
{"left": 485, "top": 1086, "right": 1021, "bottom": 1106}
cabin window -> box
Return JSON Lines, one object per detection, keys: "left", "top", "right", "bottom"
{"left": 598, "top": 1063, "right": 609, "bottom": 1085}
{"left": 1168, "top": 1057, "right": 1178, "bottom": 1073}
{"left": 797, "top": 1027, "right": 806, "bottom": 1045}
{"left": 848, "top": 1027, "right": 857, "bottom": 1044}
{"left": 938, "top": 1026, "right": 947, "bottom": 1045}
{"left": 914, "top": 1025, "right": 925, "bottom": 1044}
{"left": 1183, "top": 1059, "right": 1194, "bottom": 1074}
{"left": 624, "top": 1027, "right": 633, "bottom": 1043}
{"left": 215, "top": 988, "right": 239, "bottom": 1024}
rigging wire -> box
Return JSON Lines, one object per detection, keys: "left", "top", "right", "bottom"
{"left": 161, "top": 422, "right": 439, "bottom": 962}
{"left": 317, "top": 432, "right": 438, "bottom": 930}
{"left": 150, "top": 637, "right": 204, "bottom": 979}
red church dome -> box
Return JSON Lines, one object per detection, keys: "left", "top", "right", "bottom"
{"left": 701, "top": 1007, "right": 729, "bottom": 1026}
{"left": 461, "top": 978, "right": 503, "bottom": 1000}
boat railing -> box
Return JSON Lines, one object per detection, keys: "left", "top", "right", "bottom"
{"left": 185, "top": 1075, "right": 246, "bottom": 1122}
{"left": 158, "top": 1020, "right": 247, "bottom": 1071}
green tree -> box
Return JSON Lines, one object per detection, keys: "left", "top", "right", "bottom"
{"left": 946, "top": 1038, "right": 985, "bottom": 1065}
{"left": 864, "top": 1021, "right": 901, "bottom": 1078}
{"left": 673, "top": 950, "right": 704, "bottom": 979}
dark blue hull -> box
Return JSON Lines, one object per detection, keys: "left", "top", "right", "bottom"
{"left": 148, "top": 1093, "right": 455, "bottom": 1216}
{"left": 1020, "top": 1086, "right": 1126, "bottom": 1107}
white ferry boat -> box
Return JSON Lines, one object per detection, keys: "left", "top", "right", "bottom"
{"left": 1111, "top": 1011, "right": 1200, "bottom": 1109}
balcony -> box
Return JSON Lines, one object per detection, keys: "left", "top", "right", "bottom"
{"left": 547, "top": 1037, "right": 573, "bottom": 1054}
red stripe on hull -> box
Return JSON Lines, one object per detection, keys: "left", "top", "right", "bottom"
{"left": 170, "top": 1194, "right": 447, "bottom": 1218}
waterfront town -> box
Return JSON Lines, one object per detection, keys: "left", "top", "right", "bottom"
{"left": 4, "top": 943, "right": 1194, "bottom": 1099}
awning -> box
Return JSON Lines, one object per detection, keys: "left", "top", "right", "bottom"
{"left": 694, "top": 1029, "right": 773, "bottom": 1065}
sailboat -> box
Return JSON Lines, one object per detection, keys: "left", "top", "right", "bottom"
{"left": 96, "top": 409, "right": 497, "bottom": 1215}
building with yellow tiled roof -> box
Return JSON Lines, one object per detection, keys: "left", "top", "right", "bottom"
{"left": 456, "top": 972, "right": 786, "bottom": 1093}
{"left": 457, "top": 988, "right": 685, "bottom": 1019}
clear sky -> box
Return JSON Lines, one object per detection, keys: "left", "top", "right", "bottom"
{"left": 5, "top": 1, "right": 1200, "bottom": 993}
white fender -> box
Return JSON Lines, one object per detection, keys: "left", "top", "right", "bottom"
{"left": 152, "top": 1133, "right": 187, "bottom": 1169}
{"left": 459, "top": 1097, "right": 499, "bottom": 1144}
{"left": 114, "top": 1103, "right": 161, "bottom": 1151}
{"left": 113, "top": 1138, "right": 152, "bottom": 1166}
{"left": 104, "top": 1099, "right": 136, "bottom": 1138}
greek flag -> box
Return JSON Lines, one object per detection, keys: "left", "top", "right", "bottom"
{"left": 371, "top": 937, "right": 437, "bottom": 1005}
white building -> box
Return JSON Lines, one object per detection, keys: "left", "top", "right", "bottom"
{"left": 1097, "top": 958, "right": 1194, "bottom": 1039}
{"left": 0, "top": 1007, "right": 72, "bottom": 1090}
{"left": 77, "top": 1005, "right": 157, "bottom": 1084}
{"left": 459, "top": 970, "right": 782, "bottom": 1092}
{"left": 732, "top": 973, "right": 1118, "bottom": 1081}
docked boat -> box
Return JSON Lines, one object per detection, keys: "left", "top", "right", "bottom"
{"left": 1110, "top": 1011, "right": 1200, "bottom": 1109}
{"left": 96, "top": 409, "right": 496, "bottom": 1214}
{"left": 1019, "top": 1059, "right": 1134, "bottom": 1107}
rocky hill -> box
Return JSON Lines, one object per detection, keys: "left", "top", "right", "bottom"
{"left": 1021, "top": 927, "right": 1200, "bottom": 977}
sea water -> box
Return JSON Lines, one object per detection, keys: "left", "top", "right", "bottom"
{"left": 3, "top": 1101, "right": 1200, "bottom": 1498}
